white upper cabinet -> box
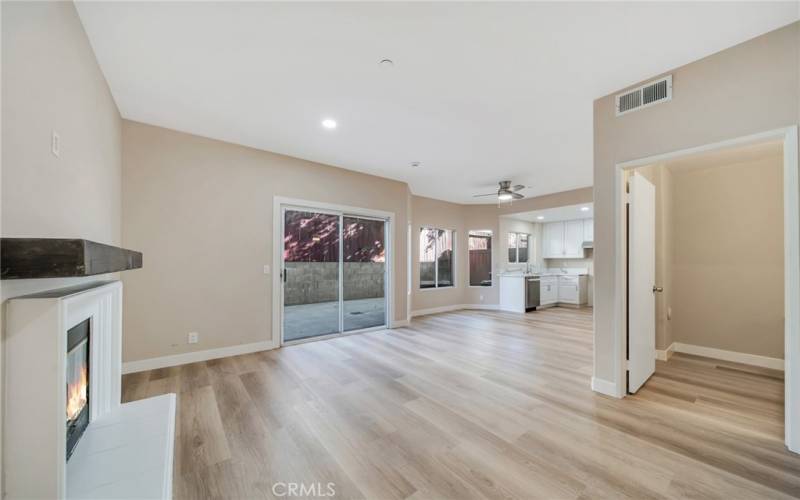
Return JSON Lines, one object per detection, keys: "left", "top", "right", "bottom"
{"left": 564, "top": 220, "right": 584, "bottom": 258}
{"left": 542, "top": 219, "right": 591, "bottom": 259}
{"left": 583, "top": 218, "right": 593, "bottom": 242}
{"left": 543, "top": 222, "right": 565, "bottom": 258}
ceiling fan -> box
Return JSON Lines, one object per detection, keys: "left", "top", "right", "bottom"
{"left": 473, "top": 180, "right": 526, "bottom": 202}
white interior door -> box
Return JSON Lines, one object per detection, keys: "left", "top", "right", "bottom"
{"left": 628, "top": 173, "right": 656, "bottom": 393}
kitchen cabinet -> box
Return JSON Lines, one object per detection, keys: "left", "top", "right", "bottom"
{"left": 564, "top": 220, "right": 584, "bottom": 258}
{"left": 501, "top": 273, "right": 588, "bottom": 311}
{"left": 542, "top": 220, "right": 588, "bottom": 259}
{"left": 499, "top": 275, "right": 527, "bottom": 313}
{"left": 543, "top": 222, "right": 564, "bottom": 258}
{"left": 558, "top": 277, "right": 579, "bottom": 303}
{"left": 540, "top": 276, "right": 558, "bottom": 305}
{"left": 556, "top": 275, "right": 588, "bottom": 305}
{"left": 583, "top": 218, "right": 593, "bottom": 242}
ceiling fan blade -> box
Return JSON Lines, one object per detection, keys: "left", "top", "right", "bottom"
{"left": 512, "top": 192, "right": 524, "bottom": 199}
{"left": 473, "top": 193, "right": 499, "bottom": 197}
{"left": 512, "top": 185, "right": 525, "bottom": 192}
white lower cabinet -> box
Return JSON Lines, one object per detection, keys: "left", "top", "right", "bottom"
{"left": 556, "top": 275, "right": 588, "bottom": 305}
{"left": 540, "top": 277, "right": 558, "bottom": 305}
{"left": 539, "top": 275, "right": 588, "bottom": 306}
{"left": 558, "top": 282, "right": 579, "bottom": 303}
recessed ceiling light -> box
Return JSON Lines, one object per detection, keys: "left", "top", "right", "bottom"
{"left": 379, "top": 58, "right": 394, "bottom": 68}
{"left": 536, "top": 215, "right": 545, "bottom": 220}
{"left": 321, "top": 119, "right": 337, "bottom": 129}
{"left": 580, "top": 206, "right": 590, "bottom": 212}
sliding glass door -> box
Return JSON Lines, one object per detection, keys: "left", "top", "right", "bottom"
{"left": 283, "top": 209, "right": 341, "bottom": 341}
{"left": 343, "top": 216, "right": 386, "bottom": 332}
{"left": 282, "top": 207, "right": 387, "bottom": 343}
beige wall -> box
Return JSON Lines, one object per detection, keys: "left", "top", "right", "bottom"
{"left": 1, "top": 1, "right": 123, "bottom": 493}
{"left": 121, "top": 121, "right": 410, "bottom": 362}
{"left": 499, "top": 217, "right": 537, "bottom": 271}
{"left": 461, "top": 204, "right": 504, "bottom": 306}
{"left": 593, "top": 22, "right": 799, "bottom": 385}
{"left": 410, "top": 188, "right": 593, "bottom": 313}
{"left": 410, "top": 196, "right": 469, "bottom": 312}
{"left": 1, "top": 1, "right": 122, "bottom": 304}
{"left": 664, "top": 153, "right": 784, "bottom": 358}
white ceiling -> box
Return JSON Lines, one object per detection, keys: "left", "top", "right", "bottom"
{"left": 504, "top": 203, "right": 593, "bottom": 223}
{"left": 75, "top": 2, "right": 799, "bottom": 204}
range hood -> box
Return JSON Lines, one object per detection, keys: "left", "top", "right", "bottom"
{"left": 1, "top": 238, "right": 143, "bottom": 279}
{"left": 581, "top": 240, "right": 594, "bottom": 249}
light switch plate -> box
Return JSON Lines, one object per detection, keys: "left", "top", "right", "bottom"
{"left": 51, "top": 131, "right": 60, "bottom": 157}
{"left": 263, "top": 265, "right": 270, "bottom": 275}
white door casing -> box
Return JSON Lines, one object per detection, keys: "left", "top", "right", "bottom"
{"left": 627, "top": 173, "right": 656, "bottom": 393}
{"left": 609, "top": 126, "right": 799, "bottom": 453}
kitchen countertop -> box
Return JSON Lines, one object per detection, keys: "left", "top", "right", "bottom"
{"left": 540, "top": 273, "right": 589, "bottom": 277}
{"left": 499, "top": 272, "right": 589, "bottom": 278}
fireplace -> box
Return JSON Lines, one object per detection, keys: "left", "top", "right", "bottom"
{"left": 66, "top": 318, "right": 90, "bottom": 460}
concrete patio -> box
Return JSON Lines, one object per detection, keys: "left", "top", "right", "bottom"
{"left": 284, "top": 297, "right": 386, "bottom": 341}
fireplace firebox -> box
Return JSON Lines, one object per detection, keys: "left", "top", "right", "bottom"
{"left": 66, "top": 318, "right": 90, "bottom": 460}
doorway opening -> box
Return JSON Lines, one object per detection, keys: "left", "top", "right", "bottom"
{"left": 615, "top": 126, "right": 799, "bottom": 453}
{"left": 276, "top": 199, "right": 393, "bottom": 345}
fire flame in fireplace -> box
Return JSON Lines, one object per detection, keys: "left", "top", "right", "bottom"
{"left": 66, "top": 365, "right": 88, "bottom": 421}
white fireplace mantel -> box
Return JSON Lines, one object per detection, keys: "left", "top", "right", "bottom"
{"left": 3, "top": 281, "right": 175, "bottom": 499}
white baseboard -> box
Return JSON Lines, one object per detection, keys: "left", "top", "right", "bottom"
{"left": 591, "top": 377, "right": 620, "bottom": 398}
{"left": 655, "top": 342, "right": 676, "bottom": 361}
{"left": 672, "top": 342, "right": 784, "bottom": 371}
{"left": 392, "top": 319, "right": 410, "bottom": 328}
{"left": 410, "top": 303, "right": 499, "bottom": 317}
{"left": 410, "top": 304, "right": 463, "bottom": 317}
{"left": 464, "top": 304, "right": 501, "bottom": 311}
{"left": 122, "top": 340, "right": 277, "bottom": 374}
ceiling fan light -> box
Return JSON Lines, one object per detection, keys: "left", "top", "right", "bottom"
{"left": 498, "top": 192, "right": 513, "bottom": 202}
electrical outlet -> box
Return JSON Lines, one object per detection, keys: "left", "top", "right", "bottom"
{"left": 51, "top": 131, "right": 60, "bottom": 157}
{"left": 480, "top": 294, "right": 484, "bottom": 302}
{"left": 187, "top": 332, "right": 199, "bottom": 344}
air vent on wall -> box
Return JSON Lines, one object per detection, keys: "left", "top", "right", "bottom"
{"left": 615, "top": 75, "right": 672, "bottom": 116}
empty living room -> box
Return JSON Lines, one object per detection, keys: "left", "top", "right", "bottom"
{"left": 2, "top": 1, "right": 800, "bottom": 499}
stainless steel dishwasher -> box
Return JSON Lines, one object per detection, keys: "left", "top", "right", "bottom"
{"left": 525, "top": 276, "right": 540, "bottom": 311}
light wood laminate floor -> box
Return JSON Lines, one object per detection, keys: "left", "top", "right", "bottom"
{"left": 122, "top": 307, "right": 800, "bottom": 499}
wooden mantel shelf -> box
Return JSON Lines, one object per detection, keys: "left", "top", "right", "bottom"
{"left": 1, "top": 238, "right": 142, "bottom": 279}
